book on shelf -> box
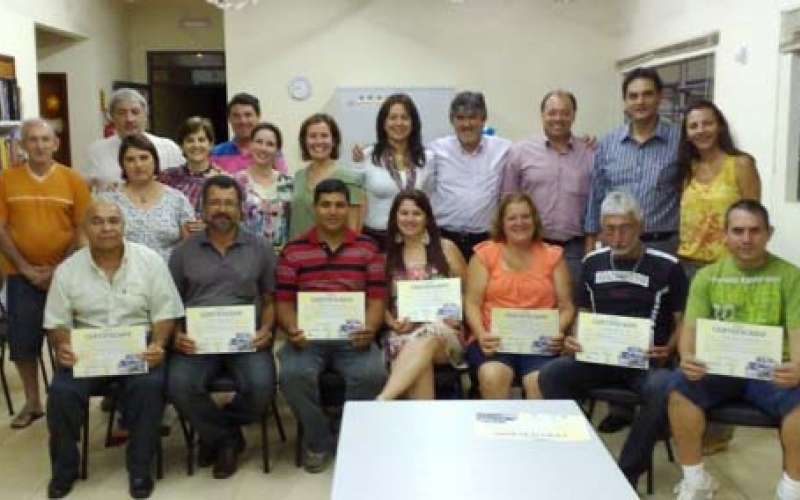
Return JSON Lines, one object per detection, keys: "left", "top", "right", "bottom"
{"left": 0, "top": 77, "right": 20, "bottom": 121}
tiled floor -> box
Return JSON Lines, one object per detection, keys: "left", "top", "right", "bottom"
{"left": 0, "top": 369, "right": 784, "bottom": 499}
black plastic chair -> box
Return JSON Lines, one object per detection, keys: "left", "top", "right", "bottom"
{"left": 585, "top": 386, "right": 674, "bottom": 495}
{"left": 80, "top": 382, "right": 165, "bottom": 481}
{"left": 707, "top": 401, "right": 779, "bottom": 428}
{"left": 175, "top": 372, "right": 286, "bottom": 475}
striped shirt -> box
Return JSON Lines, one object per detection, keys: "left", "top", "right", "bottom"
{"left": 276, "top": 227, "right": 386, "bottom": 303}
{"left": 583, "top": 120, "right": 680, "bottom": 234}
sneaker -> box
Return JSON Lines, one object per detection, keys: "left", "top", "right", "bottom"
{"left": 674, "top": 475, "right": 719, "bottom": 500}
{"left": 303, "top": 449, "right": 330, "bottom": 474}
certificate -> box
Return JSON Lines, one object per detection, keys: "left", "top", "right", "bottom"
{"left": 298, "top": 292, "right": 365, "bottom": 340}
{"left": 492, "top": 308, "right": 559, "bottom": 355}
{"left": 396, "top": 278, "right": 462, "bottom": 322}
{"left": 576, "top": 312, "right": 652, "bottom": 370}
{"left": 186, "top": 305, "right": 256, "bottom": 354}
{"left": 71, "top": 325, "right": 147, "bottom": 378}
{"left": 696, "top": 319, "right": 783, "bottom": 380}
{"left": 473, "top": 411, "right": 590, "bottom": 442}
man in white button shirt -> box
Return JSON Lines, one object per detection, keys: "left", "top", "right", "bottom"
{"left": 428, "top": 91, "right": 512, "bottom": 260}
{"left": 81, "top": 88, "right": 184, "bottom": 192}
{"left": 43, "top": 200, "right": 183, "bottom": 499}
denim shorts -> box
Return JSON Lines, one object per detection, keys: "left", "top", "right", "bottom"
{"left": 669, "top": 370, "right": 800, "bottom": 420}
{"left": 466, "top": 341, "right": 555, "bottom": 378}
{"left": 6, "top": 275, "right": 47, "bottom": 362}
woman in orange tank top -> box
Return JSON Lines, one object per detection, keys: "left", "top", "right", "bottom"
{"left": 464, "top": 193, "right": 575, "bottom": 399}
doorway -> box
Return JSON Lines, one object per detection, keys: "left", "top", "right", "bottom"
{"left": 37, "top": 72, "right": 71, "bottom": 166}
{"left": 147, "top": 51, "right": 227, "bottom": 143}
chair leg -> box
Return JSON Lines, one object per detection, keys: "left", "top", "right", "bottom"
{"left": 272, "top": 401, "right": 286, "bottom": 442}
{"left": 156, "top": 436, "right": 164, "bottom": 480}
{"left": 665, "top": 437, "right": 675, "bottom": 463}
{"left": 0, "top": 342, "right": 14, "bottom": 416}
{"left": 176, "top": 415, "right": 195, "bottom": 476}
{"left": 104, "top": 395, "right": 118, "bottom": 447}
{"left": 39, "top": 353, "right": 50, "bottom": 389}
{"left": 81, "top": 404, "right": 90, "bottom": 480}
{"left": 262, "top": 412, "right": 270, "bottom": 473}
{"left": 294, "top": 423, "right": 303, "bottom": 468}
{"left": 647, "top": 449, "right": 654, "bottom": 495}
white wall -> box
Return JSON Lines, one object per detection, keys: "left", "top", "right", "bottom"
{"left": 618, "top": 0, "right": 800, "bottom": 264}
{"left": 223, "top": 0, "right": 624, "bottom": 169}
{"left": 0, "top": 0, "right": 129, "bottom": 170}
{"left": 127, "top": 0, "right": 223, "bottom": 83}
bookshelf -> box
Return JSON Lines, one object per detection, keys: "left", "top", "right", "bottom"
{"left": 0, "top": 53, "right": 21, "bottom": 170}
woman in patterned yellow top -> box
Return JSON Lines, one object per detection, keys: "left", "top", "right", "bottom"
{"left": 676, "top": 99, "right": 761, "bottom": 454}
{"left": 677, "top": 99, "right": 761, "bottom": 281}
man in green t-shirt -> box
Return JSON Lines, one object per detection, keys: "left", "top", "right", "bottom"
{"left": 669, "top": 199, "right": 800, "bottom": 500}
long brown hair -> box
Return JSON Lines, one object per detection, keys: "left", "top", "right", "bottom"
{"left": 677, "top": 99, "right": 750, "bottom": 188}
{"left": 385, "top": 190, "right": 450, "bottom": 278}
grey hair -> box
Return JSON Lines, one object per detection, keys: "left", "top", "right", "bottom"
{"left": 450, "top": 91, "right": 487, "bottom": 119}
{"left": 600, "top": 190, "right": 643, "bottom": 222}
{"left": 109, "top": 88, "right": 148, "bottom": 115}
{"left": 20, "top": 118, "right": 56, "bottom": 141}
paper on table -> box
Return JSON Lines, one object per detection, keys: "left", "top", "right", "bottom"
{"left": 473, "top": 411, "right": 590, "bottom": 441}
{"left": 696, "top": 318, "right": 783, "bottom": 380}
{"left": 576, "top": 312, "right": 652, "bottom": 370}
{"left": 396, "top": 277, "right": 462, "bottom": 322}
{"left": 186, "top": 305, "right": 256, "bottom": 354}
{"left": 492, "top": 308, "right": 559, "bottom": 354}
{"left": 299, "top": 292, "right": 365, "bottom": 340}
{"left": 71, "top": 325, "right": 147, "bottom": 378}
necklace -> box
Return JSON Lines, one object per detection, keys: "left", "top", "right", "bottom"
{"left": 609, "top": 249, "right": 644, "bottom": 275}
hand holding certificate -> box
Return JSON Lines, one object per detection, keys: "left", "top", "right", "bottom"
{"left": 298, "top": 292, "right": 366, "bottom": 340}
{"left": 695, "top": 319, "right": 783, "bottom": 380}
{"left": 396, "top": 278, "right": 462, "bottom": 322}
{"left": 71, "top": 325, "right": 148, "bottom": 378}
{"left": 186, "top": 305, "right": 256, "bottom": 354}
{"left": 492, "top": 308, "right": 559, "bottom": 355}
{"left": 576, "top": 312, "right": 652, "bottom": 370}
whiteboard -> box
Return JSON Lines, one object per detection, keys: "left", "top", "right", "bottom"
{"left": 327, "top": 86, "right": 456, "bottom": 168}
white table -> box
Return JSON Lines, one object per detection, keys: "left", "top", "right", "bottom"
{"left": 331, "top": 400, "right": 637, "bottom": 500}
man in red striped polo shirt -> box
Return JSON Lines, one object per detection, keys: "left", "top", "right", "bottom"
{"left": 276, "top": 178, "right": 387, "bottom": 473}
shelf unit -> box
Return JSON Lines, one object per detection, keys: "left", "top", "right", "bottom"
{"left": 0, "top": 53, "right": 21, "bottom": 170}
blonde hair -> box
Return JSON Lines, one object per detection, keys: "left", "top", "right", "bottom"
{"left": 490, "top": 193, "right": 543, "bottom": 242}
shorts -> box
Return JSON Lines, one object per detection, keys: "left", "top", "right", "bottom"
{"left": 669, "top": 370, "right": 800, "bottom": 420}
{"left": 6, "top": 275, "right": 47, "bottom": 362}
{"left": 465, "top": 341, "right": 554, "bottom": 378}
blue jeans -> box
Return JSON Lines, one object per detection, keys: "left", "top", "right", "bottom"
{"left": 47, "top": 364, "right": 165, "bottom": 482}
{"left": 538, "top": 356, "right": 671, "bottom": 483}
{"left": 168, "top": 350, "right": 275, "bottom": 449}
{"left": 278, "top": 341, "right": 386, "bottom": 453}
{"left": 6, "top": 274, "right": 47, "bottom": 362}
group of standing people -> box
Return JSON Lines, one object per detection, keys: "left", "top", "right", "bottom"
{"left": 0, "top": 64, "right": 797, "bottom": 500}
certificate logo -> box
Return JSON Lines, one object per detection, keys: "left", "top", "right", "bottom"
{"left": 338, "top": 319, "right": 365, "bottom": 338}
{"left": 436, "top": 303, "right": 462, "bottom": 321}
{"left": 229, "top": 332, "right": 254, "bottom": 352}
{"left": 744, "top": 356, "right": 778, "bottom": 380}
{"left": 117, "top": 354, "right": 146, "bottom": 375}
{"left": 618, "top": 346, "right": 648, "bottom": 369}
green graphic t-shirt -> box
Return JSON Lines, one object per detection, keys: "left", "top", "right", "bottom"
{"left": 686, "top": 253, "right": 800, "bottom": 359}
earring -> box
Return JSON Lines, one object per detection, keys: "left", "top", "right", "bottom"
{"left": 422, "top": 230, "right": 430, "bottom": 245}
{"left": 395, "top": 232, "right": 404, "bottom": 243}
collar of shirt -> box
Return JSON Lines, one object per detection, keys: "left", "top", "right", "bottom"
{"left": 307, "top": 226, "right": 358, "bottom": 248}
{"left": 198, "top": 227, "right": 248, "bottom": 248}
{"left": 459, "top": 136, "right": 486, "bottom": 156}
{"left": 87, "top": 240, "right": 132, "bottom": 278}
{"left": 618, "top": 118, "right": 671, "bottom": 144}
{"left": 544, "top": 134, "right": 577, "bottom": 154}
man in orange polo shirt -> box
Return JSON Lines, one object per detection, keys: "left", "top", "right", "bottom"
{"left": 0, "top": 118, "right": 90, "bottom": 429}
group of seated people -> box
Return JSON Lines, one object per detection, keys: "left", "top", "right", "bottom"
{"left": 0, "top": 79, "right": 797, "bottom": 500}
